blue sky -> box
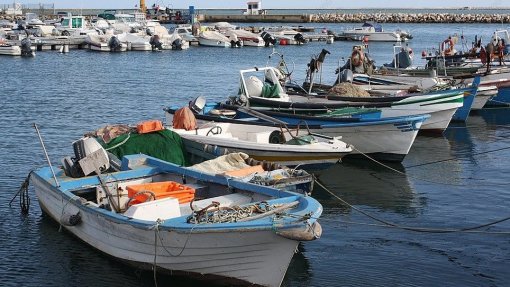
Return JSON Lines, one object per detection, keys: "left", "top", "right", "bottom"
{"left": 24, "top": 1, "right": 508, "bottom": 9}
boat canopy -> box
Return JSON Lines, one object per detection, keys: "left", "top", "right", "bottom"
{"left": 362, "top": 22, "right": 382, "bottom": 32}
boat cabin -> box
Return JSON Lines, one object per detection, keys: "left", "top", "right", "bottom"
{"left": 244, "top": 1, "right": 264, "bottom": 15}
{"left": 60, "top": 16, "right": 86, "bottom": 29}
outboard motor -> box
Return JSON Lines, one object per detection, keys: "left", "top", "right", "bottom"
{"left": 62, "top": 137, "right": 111, "bottom": 178}
{"left": 108, "top": 36, "right": 122, "bottom": 51}
{"left": 150, "top": 35, "right": 163, "bottom": 50}
{"left": 20, "top": 38, "right": 33, "bottom": 57}
{"left": 171, "top": 38, "right": 183, "bottom": 50}
{"left": 294, "top": 33, "right": 306, "bottom": 45}
{"left": 261, "top": 31, "right": 276, "bottom": 47}
{"left": 229, "top": 33, "right": 242, "bottom": 48}
{"left": 230, "top": 40, "right": 242, "bottom": 48}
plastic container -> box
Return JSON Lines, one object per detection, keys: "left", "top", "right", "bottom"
{"left": 127, "top": 181, "right": 195, "bottom": 205}
{"left": 137, "top": 120, "right": 164, "bottom": 134}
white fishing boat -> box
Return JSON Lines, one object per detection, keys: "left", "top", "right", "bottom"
{"left": 239, "top": 66, "right": 464, "bottom": 132}
{"left": 56, "top": 16, "right": 98, "bottom": 37}
{"left": 340, "top": 22, "right": 406, "bottom": 42}
{"left": 166, "top": 103, "right": 428, "bottom": 162}
{"left": 167, "top": 106, "right": 352, "bottom": 167}
{"left": 29, "top": 135, "right": 323, "bottom": 287}
{"left": 472, "top": 85, "right": 498, "bottom": 110}
{"left": 198, "top": 30, "right": 231, "bottom": 47}
{"left": 0, "top": 42, "right": 21, "bottom": 55}
{"left": 85, "top": 33, "right": 127, "bottom": 52}
{"left": 146, "top": 22, "right": 190, "bottom": 50}
{"left": 173, "top": 25, "right": 197, "bottom": 42}
{"left": 117, "top": 33, "right": 152, "bottom": 51}
{"left": 225, "top": 29, "right": 264, "bottom": 47}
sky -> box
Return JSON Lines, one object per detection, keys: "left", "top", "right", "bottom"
{"left": 14, "top": 0, "right": 510, "bottom": 9}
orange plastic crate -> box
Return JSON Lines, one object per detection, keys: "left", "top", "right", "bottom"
{"left": 127, "top": 181, "right": 195, "bottom": 205}
{"left": 137, "top": 120, "right": 164, "bottom": 134}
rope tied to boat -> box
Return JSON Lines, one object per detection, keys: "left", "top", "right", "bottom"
{"left": 9, "top": 171, "right": 33, "bottom": 215}
{"left": 313, "top": 178, "right": 510, "bottom": 234}
{"left": 151, "top": 218, "right": 195, "bottom": 287}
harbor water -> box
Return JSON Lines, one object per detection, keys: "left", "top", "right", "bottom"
{"left": 1, "top": 22, "right": 510, "bottom": 286}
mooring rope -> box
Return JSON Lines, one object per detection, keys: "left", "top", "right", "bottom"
{"left": 151, "top": 218, "right": 196, "bottom": 286}
{"left": 348, "top": 145, "right": 469, "bottom": 186}
{"left": 9, "top": 171, "right": 33, "bottom": 215}
{"left": 405, "top": 145, "right": 510, "bottom": 168}
{"left": 313, "top": 178, "right": 510, "bottom": 234}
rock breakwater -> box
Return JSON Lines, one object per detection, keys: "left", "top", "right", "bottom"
{"left": 311, "top": 12, "right": 510, "bottom": 23}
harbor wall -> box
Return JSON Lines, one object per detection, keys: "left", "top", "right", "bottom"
{"left": 201, "top": 13, "right": 510, "bottom": 24}
{"left": 199, "top": 14, "right": 312, "bottom": 23}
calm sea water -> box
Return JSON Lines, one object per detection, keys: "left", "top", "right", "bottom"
{"left": 1, "top": 23, "right": 510, "bottom": 286}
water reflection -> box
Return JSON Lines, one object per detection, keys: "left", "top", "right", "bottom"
{"left": 313, "top": 160, "right": 421, "bottom": 215}
{"left": 282, "top": 244, "right": 312, "bottom": 287}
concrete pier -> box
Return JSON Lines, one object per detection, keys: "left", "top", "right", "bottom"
{"left": 200, "top": 12, "right": 510, "bottom": 24}
{"left": 199, "top": 14, "right": 312, "bottom": 23}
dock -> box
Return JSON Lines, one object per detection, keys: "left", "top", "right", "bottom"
{"left": 7, "top": 37, "right": 87, "bottom": 51}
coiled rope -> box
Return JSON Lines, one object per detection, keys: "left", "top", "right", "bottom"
{"left": 313, "top": 178, "right": 510, "bottom": 234}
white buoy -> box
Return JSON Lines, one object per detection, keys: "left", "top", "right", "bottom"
{"left": 63, "top": 44, "right": 69, "bottom": 53}
{"left": 326, "top": 36, "right": 334, "bottom": 44}
{"left": 59, "top": 45, "right": 64, "bottom": 53}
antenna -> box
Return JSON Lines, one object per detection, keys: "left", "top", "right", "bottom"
{"left": 33, "top": 123, "right": 60, "bottom": 187}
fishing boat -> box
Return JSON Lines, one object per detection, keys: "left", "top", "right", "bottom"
{"left": 30, "top": 136, "right": 323, "bottom": 287}
{"left": 225, "top": 29, "right": 264, "bottom": 47}
{"left": 165, "top": 100, "right": 429, "bottom": 162}
{"left": 0, "top": 42, "right": 21, "bottom": 56}
{"left": 238, "top": 66, "right": 465, "bottom": 132}
{"left": 339, "top": 22, "right": 410, "bottom": 42}
{"left": 197, "top": 30, "right": 231, "bottom": 47}
{"left": 472, "top": 85, "right": 498, "bottom": 110}
{"left": 117, "top": 33, "right": 152, "bottom": 51}
{"left": 167, "top": 107, "right": 352, "bottom": 167}
{"left": 86, "top": 33, "right": 127, "bottom": 52}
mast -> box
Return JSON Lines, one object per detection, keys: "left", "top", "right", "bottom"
{"left": 140, "top": 0, "right": 146, "bottom": 12}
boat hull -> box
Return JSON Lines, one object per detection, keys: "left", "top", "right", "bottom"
{"left": 262, "top": 115, "right": 425, "bottom": 162}
{"left": 88, "top": 43, "right": 128, "bottom": 52}
{"left": 485, "top": 86, "right": 510, "bottom": 107}
{"left": 168, "top": 109, "right": 427, "bottom": 162}
{"left": 31, "top": 173, "right": 300, "bottom": 287}
{"left": 341, "top": 32, "right": 401, "bottom": 42}
{"left": 198, "top": 38, "right": 231, "bottom": 47}
{"left": 180, "top": 137, "right": 345, "bottom": 167}
{"left": 0, "top": 45, "right": 22, "bottom": 56}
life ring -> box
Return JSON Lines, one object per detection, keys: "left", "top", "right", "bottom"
{"left": 351, "top": 49, "right": 364, "bottom": 67}
{"left": 441, "top": 38, "right": 454, "bottom": 56}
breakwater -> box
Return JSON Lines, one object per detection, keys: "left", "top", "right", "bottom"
{"left": 310, "top": 12, "right": 510, "bottom": 23}
{"left": 201, "top": 12, "right": 510, "bottom": 24}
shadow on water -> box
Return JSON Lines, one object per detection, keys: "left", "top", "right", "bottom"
{"left": 312, "top": 160, "right": 422, "bottom": 216}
